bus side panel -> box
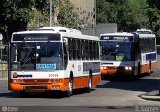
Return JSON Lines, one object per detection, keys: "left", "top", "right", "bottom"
{"left": 73, "top": 76, "right": 88, "bottom": 89}
{"left": 140, "top": 62, "right": 156, "bottom": 73}
{"left": 101, "top": 69, "right": 108, "bottom": 75}
{"left": 151, "top": 62, "right": 156, "bottom": 72}
{"left": 92, "top": 75, "right": 101, "bottom": 86}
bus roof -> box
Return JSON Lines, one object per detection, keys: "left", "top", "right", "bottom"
{"left": 39, "top": 27, "right": 82, "bottom": 34}
{"left": 137, "top": 33, "right": 156, "bottom": 38}
{"left": 11, "top": 27, "right": 99, "bottom": 42}
{"left": 100, "top": 32, "right": 156, "bottom": 38}
{"left": 136, "top": 28, "right": 152, "bottom": 34}
{"left": 100, "top": 32, "right": 134, "bottom": 37}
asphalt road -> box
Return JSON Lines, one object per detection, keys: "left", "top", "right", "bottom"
{"left": 0, "top": 56, "right": 160, "bottom": 112}
{"left": 0, "top": 75, "right": 160, "bottom": 112}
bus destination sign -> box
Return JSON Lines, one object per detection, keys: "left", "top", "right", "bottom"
{"left": 12, "top": 33, "right": 60, "bottom": 41}
{"left": 101, "top": 36, "right": 134, "bottom": 41}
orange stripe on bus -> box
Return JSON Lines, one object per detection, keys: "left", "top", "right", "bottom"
{"left": 141, "top": 62, "right": 156, "bottom": 73}
{"left": 9, "top": 75, "right": 101, "bottom": 92}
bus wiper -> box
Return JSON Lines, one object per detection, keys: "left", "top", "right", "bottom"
{"left": 107, "top": 50, "right": 118, "bottom": 56}
{"left": 20, "top": 41, "right": 35, "bottom": 66}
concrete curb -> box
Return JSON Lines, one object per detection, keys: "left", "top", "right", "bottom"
{"left": 138, "top": 91, "right": 160, "bottom": 101}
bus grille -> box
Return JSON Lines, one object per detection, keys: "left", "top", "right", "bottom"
{"left": 23, "top": 79, "right": 49, "bottom": 83}
{"left": 107, "top": 67, "right": 124, "bottom": 70}
{"left": 25, "top": 85, "right": 48, "bottom": 90}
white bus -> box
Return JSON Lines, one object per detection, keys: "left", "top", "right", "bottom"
{"left": 100, "top": 30, "right": 157, "bottom": 79}
{"left": 8, "top": 27, "right": 101, "bottom": 97}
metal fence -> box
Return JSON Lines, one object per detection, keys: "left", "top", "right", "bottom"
{"left": 0, "top": 44, "right": 8, "bottom": 79}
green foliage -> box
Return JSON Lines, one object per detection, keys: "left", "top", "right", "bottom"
{"left": 96, "top": 0, "right": 153, "bottom": 32}
{"left": 0, "top": 0, "right": 35, "bottom": 42}
{"left": 0, "top": 0, "right": 83, "bottom": 42}
{"left": 147, "top": 0, "right": 160, "bottom": 35}
{"left": 96, "top": 0, "right": 117, "bottom": 23}
{"left": 118, "top": 0, "right": 149, "bottom": 31}
{"left": 58, "top": 3, "right": 84, "bottom": 28}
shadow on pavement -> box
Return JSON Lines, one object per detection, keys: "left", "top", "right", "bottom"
{"left": 97, "top": 78, "right": 160, "bottom": 93}
{"left": 0, "top": 88, "right": 96, "bottom": 99}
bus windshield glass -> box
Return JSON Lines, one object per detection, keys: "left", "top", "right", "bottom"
{"left": 10, "top": 42, "right": 63, "bottom": 70}
{"left": 101, "top": 41, "right": 133, "bottom": 61}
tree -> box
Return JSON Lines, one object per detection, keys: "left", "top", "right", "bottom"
{"left": 0, "top": 0, "right": 34, "bottom": 42}
{"left": 58, "top": 2, "right": 84, "bottom": 28}
{"left": 0, "top": 0, "right": 84, "bottom": 42}
{"left": 147, "top": 0, "right": 160, "bottom": 35}
{"left": 96, "top": 0, "right": 118, "bottom": 23}
{"left": 28, "top": 0, "right": 84, "bottom": 29}
{"left": 118, "top": 0, "right": 149, "bottom": 31}
{"left": 96, "top": 0, "right": 150, "bottom": 32}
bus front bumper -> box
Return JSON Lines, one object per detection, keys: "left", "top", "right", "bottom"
{"left": 9, "top": 79, "right": 69, "bottom": 92}
{"left": 101, "top": 66, "right": 134, "bottom": 76}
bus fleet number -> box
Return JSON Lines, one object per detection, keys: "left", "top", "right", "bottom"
{"left": 49, "top": 74, "right": 59, "bottom": 77}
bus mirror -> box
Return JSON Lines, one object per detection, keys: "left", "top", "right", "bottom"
{"left": 63, "top": 38, "right": 68, "bottom": 44}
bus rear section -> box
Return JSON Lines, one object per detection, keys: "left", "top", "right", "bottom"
{"left": 8, "top": 27, "right": 101, "bottom": 97}
{"left": 100, "top": 31, "right": 157, "bottom": 79}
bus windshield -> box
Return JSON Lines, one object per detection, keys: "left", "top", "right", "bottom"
{"left": 101, "top": 41, "right": 133, "bottom": 61}
{"left": 10, "top": 42, "right": 63, "bottom": 70}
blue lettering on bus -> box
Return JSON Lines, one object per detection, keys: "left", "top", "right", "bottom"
{"left": 36, "top": 64, "right": 56, "bottom": 70}
{"left": 101, "top": 36, "right": 134, "bottom": 41}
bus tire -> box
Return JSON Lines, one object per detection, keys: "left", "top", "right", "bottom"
{"left": 65, "top": 73, "right": 73, "bottom": 97}
{"left": 135, "top": 64, "right": 140, "bottom": 80}
{"left": 87, "top": 71, "right": 92, "bottom": 93}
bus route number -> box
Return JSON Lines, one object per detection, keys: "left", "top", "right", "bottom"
{"left": 49, "top": 74, "right": 59, "bottom": 77}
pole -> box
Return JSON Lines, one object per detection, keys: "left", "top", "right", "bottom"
{"left": 94, "top": 0, "right": 97, "bottom": 36}
{"left": 50, "top": 0, "right": 52, "bottom": 27}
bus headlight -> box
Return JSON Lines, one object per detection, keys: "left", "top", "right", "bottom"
{"left": 128, "top": 67, "right": 132, "bottom": 70}
{"left": 12, "top": 79, "right": 24, "bottom": 83}
{"left": 101, "top": 66, "right": 107, "bottom": 70}
{"left": 101, "top": 67, "right": 104, "bottom": 69}
{"left": 125, "top": 67, "right": 132, "bottom": 70}
{"left": 13, "top": 79, "right": 17, "bottom": 83}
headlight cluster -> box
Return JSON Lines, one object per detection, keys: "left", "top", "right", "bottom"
{"left": 101, "top": 66, "right": 107, "bottom": 69}
{"left": 125, "top": 66, "right": 132, "bottom": 70}
{"left": 13, "top": 79, "right": 24, "bottom": 83}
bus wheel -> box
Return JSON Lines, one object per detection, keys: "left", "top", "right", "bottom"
{"left": 135, "top": 64, "right": 140, "bottom": 80}
{"left": 20, "top": 91, "right": 28, "bottom": 98}
{"left": 87, "top": 72, "right": 92, "bottom": 93}
{"left": 66, "top": 77, "right": 73, "bottom": 97}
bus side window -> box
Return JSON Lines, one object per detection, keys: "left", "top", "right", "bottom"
{"left": 82, "top": 40, "right": 85, "bottom": 60}
{"left": 77, "top": 39, "right": 81, "bottom": 60}
{"left": 63, "top": 40, "right": 68, "bottom": 68}
{"left": 68, "top": 38, "right": 73, "bottom": 60}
